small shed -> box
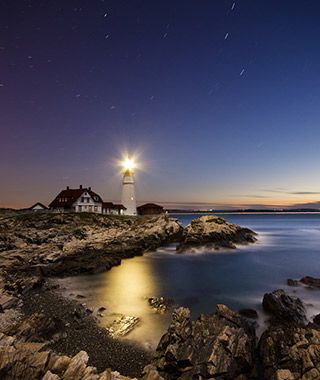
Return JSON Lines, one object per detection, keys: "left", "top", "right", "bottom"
{"left": 137, "top": 203, "right": 164, "bottom": 216}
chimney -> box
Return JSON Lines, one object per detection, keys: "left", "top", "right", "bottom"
{"left": 88, "top": 187, "right": 91, "bottom": 191}
{"left": 80, "top": 185, "right": 83, "bottom": 189}
{"left": 66, "top": 186, "right": 69, "bottom": 190}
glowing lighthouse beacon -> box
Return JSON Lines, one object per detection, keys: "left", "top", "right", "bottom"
{"left": 121, "top": 157, "right": 137, "bottom": 216}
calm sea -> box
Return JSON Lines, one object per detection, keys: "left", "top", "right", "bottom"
{"left": 59, "top": 213, "right": 320, "bottom": 349}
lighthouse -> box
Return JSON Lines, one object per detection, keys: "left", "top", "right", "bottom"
{"left": 121, "top": 157, "right": 137, "bottom": 216}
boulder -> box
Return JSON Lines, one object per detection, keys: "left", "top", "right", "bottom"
{"left": 149, "top": 305, "right": 256, "bottom": 379}
{"left": 259, "top": 324, "right": 320, "bottom": 380}
{"left": 262, "top": 289, "right": 307, "bottom": 325}
{"left": 300, "top": 276, "right": 320, "bottom": 288}
{"left": 313, "top": 314, "right": 320, "bottom": 326}
{"left": 106, "top": 315, "right": 140, "bottom": 337}
{"left": 147, "top": 297, "right": 174, "bottom": 314}
{"left": 177, "top": 215, "right": 257, "bottom": 251}
{"left": 238, "top": 308, "right": 258, "bottom": 319}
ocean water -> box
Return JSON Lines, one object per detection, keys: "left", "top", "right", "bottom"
{"left": 59, "top": 213, "right": 320, "bottom": 349}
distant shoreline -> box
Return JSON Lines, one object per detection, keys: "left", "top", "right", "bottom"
{"left": 168, "top": 210, "right": 320, "bottom": 215}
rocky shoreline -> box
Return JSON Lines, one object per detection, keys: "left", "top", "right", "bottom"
{"left": 3, "top": 210, "right": 320, "bottom": 379}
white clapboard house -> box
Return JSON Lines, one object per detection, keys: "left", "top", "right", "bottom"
{"left": 49, "top": 186, "right": 126, "bottom": 215}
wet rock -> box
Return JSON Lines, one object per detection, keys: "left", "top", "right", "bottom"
{"left": 313, "top": 314, "right": 320, "bottom": 326}
{"left": 287, "top": 279, "right": 299, "bottom": 287}
{"left": 106, "top": 315, "right": 140, "bottom": 337}
{"left": 300, "top": 276, "right": 320, "bottom": 288}
{"left": 238, "top": 308, "right": 258, "bottom": 319}
{"left": 177, "top": 215, "right": 257, "bottom": 251}
{"left": 147, "top": 297, "right": 174, "bottom": 314}
{"left": 262, "top": 289, "right": 307, "bottom": 325}
{"left": 259, "top": 324, "right": 320, "bottom": 380}
{"left": 150, "top": 305, "right": 256, "bottom": 379}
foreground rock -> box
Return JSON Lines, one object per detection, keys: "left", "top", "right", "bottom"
{"left": 262, "top": 289, "right": 307, "bottom": 325}
{"left": 177, "top": 215, "right": 257, "bottom": 251}
{"left": 259, "top": 324, "right": 320, "bottom": 380}
{"left": 145, "top": 305, "right": 256, "bottom": 379}
{"left": 0, "top": 212, "right": 183, "bottom": 277}
{"left": 0, "top": 332, "right": 135, "bottom": 380}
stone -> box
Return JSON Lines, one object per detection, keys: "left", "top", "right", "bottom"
{"left": 62, "top": 351, "right": 89, "bottom": 380}
{"left": 275, "top": 369, "right": 294, "bottom": 380}
{"left": 313, "top": 314, "right": 320, "bottom": 326}
{"left": 142, "top": 365, "right": 165, "bottom": 380}
{"left": 147, "top": 297, "right": 174, "bottom": 313}
{"left": 300, "top": 276, "right": 320, "bottom": 288}
{"left": 260, "top": 324, "right": 320, "bottom": 380}
{"left": 151, "top": 305, "right": 256, "bottom": 379}
{"left": 238, "top": 308, "right": 258, "bottom": 319}
{"left": 262, "top": 289, "right": 307, "bottom": 325}
{"left": 42, "top": 371, "right": 61, "bottom": 380}
{"left": 48, "top": 353, "right": 71, "bottom": 376}
{"left": 106, "top": 315, "right": 140, "bottom": 337}
{"left": 177, "top": 215, "right": 257, "bottom": 251}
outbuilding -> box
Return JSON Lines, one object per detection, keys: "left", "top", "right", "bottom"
{"left": 137, "top": 203, "right": 164, "bottom": 216}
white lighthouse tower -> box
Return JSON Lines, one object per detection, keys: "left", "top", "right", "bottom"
{"left": 121, "top": 158, "right": 137, "bottom": 216}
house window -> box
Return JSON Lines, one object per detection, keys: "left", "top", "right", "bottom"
{"left": 78, "top": 206, "right": 82, "bottom": 212}
{"left": 81, "top": 197, "right": 84, "bottom": 202}
{"left": 89, "top": 206, "right": 92, "bottom": 212}
{"left": 94, "top": 206, "right": 98, "bottom": 212}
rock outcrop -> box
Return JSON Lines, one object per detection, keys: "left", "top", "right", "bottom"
{"left": 259, "top": 289, "right": 320, "bottom": 380}
{"left": 177, "top": 216, "right": 257, "bottom": 251}
{"left": 0, "top": 332, "right": 135, "bottom": 380}
{"left": 300, "top": 276, "right": 320, "bottom": 288}
{"left": 262, "top": 289, "right": 307, "bottom": 325}
{"left": 259, "top": 324, "right": 320, "bottom": 380}
{"left": 145, "top": 305, "right": 256, "bottom": 379}
{"left": 0, "top": 212, "right": 183, "bottom": 277}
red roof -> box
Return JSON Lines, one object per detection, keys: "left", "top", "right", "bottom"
{"left": 49, "top": 187, "right": 103, "bottom": 209}
{"left": 102, "top": 202, "right": 126, "bottom": 210}
{"left": 113, "top": 204, "right": 126, "bottom": 210}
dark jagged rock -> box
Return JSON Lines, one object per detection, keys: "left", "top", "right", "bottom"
{"left": 300, "top": 276, "right": 320, "bottom": 288}
{"left": 287, "top": 279, "right": 299, "bottom": 287}
{"left": 262, "top": 289, "right": 307, "bottom": 325}
{"left": 238, "top": 308, "right": 258, "bottom": 319}
{"left": 145, "top": 304, "right": 256, "bottom": 379}
{"left": 259, "top": 324, "right": 320, "bottom": 380}
{"left": 148, "top": 297, "right": 174, "bottom": 314}
{"left": 177, "top": 215, "right": 257, "bottom": 251}
{"left": 313, "top": 314, "right": 320, "bottom": 326}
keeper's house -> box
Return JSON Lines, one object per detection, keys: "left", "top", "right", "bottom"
{"left": 49, "top": 186, "right": 126, "bottom": 215}
{"left": 49, "top": 185, "right": 103, "bottom": 213}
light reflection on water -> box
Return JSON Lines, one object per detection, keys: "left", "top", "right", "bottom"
{"left": 58, "top": 213, "right": 320, "bottom": 349}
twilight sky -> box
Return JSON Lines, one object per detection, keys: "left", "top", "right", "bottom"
{"left": 1, "top": 0, "right": 320, "bottom": 209}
